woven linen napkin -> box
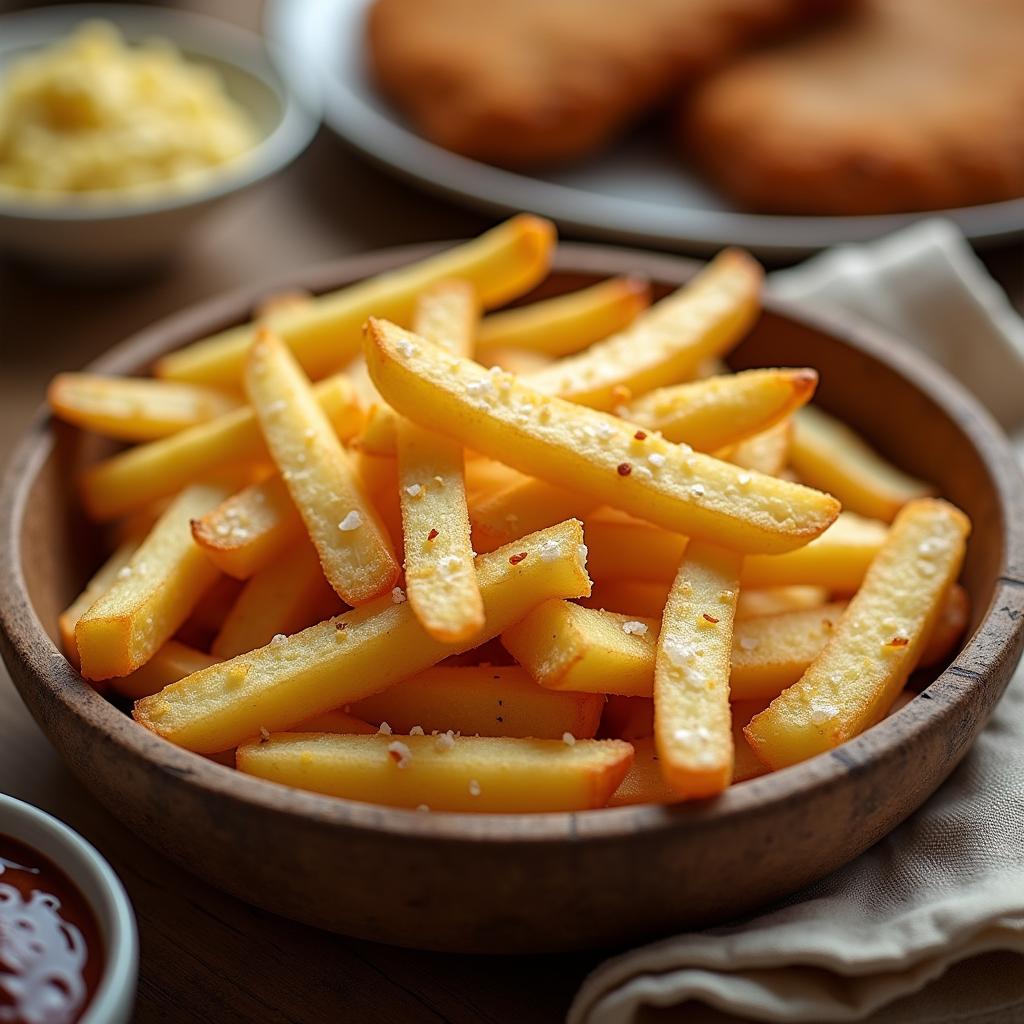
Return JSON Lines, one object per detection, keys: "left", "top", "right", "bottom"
{"left": 569, "top": 220, "right": 1024, "bottom": 1024}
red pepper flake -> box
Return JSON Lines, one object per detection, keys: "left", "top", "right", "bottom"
{"left": 634, "top": 430, "right": 647, "bottom": 441}
{"left": 702, "top": 613, "right": 720, "bottom": 624}
{"left": 509, "top": 551, "right": 528, "bottom": 565}
{"left": 617, "top": 462, "right": 632, "bottom": 476}
{"left": 427, "top": 528, "right": 439, "bottom": 541}
{"left": 887, "top": 636, "right": 910, "bottom": 648}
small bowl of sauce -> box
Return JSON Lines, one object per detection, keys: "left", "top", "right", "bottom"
{"left": 0, "top": 794, "right": 136, "bottom": 1024}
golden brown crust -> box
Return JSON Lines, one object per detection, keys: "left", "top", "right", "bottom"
{"left": 367, "top": 0, "right": 858, "bottom": 168}
{"left": 682, "top": 0, "right": 1024, "bottom": 215}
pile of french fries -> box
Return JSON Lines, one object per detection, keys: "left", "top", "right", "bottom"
{"left": 50, "top": 215, "right": 972, "bottom": 814}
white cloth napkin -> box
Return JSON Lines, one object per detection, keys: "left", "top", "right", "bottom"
{"left": 569, "top": 220, "right": 1024, "bottom": 1024}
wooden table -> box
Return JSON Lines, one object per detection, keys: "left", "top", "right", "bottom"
{"left": 1, "top": 14, "right": 1022, "bottom": 1020}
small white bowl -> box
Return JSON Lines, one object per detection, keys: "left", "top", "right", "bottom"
{"left": 0, "top": 4, "right": 319, "bottom": 275}
{"left": 0, "top": 792, "right": 138, "bottom": 1024}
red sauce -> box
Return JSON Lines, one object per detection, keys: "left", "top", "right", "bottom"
{"left": 0, "top": 835, "right": 103, "bottom": 1024}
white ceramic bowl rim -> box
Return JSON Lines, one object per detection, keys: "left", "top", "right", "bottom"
{"left": 0, "top": 3, "right": 320, "bottom": 222}
{"left": 0, "top": 792, "right": 138, "bottom": 1024}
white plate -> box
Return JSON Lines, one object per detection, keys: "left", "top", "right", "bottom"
{"left": 266, "top": 0, "right": 1024, "bottom": 258}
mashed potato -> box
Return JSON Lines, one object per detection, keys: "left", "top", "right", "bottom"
{"left": 0, "top": 21, "right": 259, "bottom": 200}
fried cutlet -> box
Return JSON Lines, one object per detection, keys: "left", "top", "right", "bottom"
{"left": 682, "top": 0, "right": 1024, "bottom": 215}
{"left": 367, "top": 0, "right": 856, "bottom": 168}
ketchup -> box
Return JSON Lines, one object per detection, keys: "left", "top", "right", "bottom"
{"left": 0, "top": 835, "right": 103, "bottom": 1024}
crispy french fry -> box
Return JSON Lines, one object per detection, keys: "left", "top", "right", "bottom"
{"left": 398, "top": 281, "right": 484, "bottom": 642}
{"left": 736, "top": 585, "right": 828, "bottom": 620}
{"left": 348, "top": 665, "right": 604, "bottom": 739}
{"left": 292, "top": 710, "right": 378, "bottom": 734}
{"left": 133, "top": 520, "right": 591, "bottom": 753}
{"left": 365, "top": 319, "right": 838, "bottom": 555}
{"left": 731, "top": 701, "right": 772, "bottom": 783}
{"left": 481, "top": 348, "right": 554, "bottom": 374}
{"left": 580, "top": 580, "right": 670, "bottom": 619}
{"left": 654, "top": 542, "right": 740, "bottom": 798}
{"left": 745, "top": 499, "right": 970, "bottom": 770}
{"left": 190, "top": 474, "right": 304, "bottom": 579}
{"left": 523, "top": 250, "right": 762, "bottom": 409}
{"left": 76, "top": 484, "right": 227, "bottom": 680}
{"left": 471, "top": 479, "right": 599, "bottom": 553}
{"left": 727, "top": 419, "right": 792, "bottom": 477}
{"left": 246, "top": 331, "right": 398, "bottom": 605}
{"left": 48, "top": 373, "right": 240, "bottom": 442}
{"left": 790, "top": 405, "right": 935, "bottom": 522}
{"left": 59, "top": 539, "right": 140, "bottom": 666}
{"left": 585, "top": 509, "right": 887, "bottom": 591}
{"left": 255, "top": 289, "right": 312, "bottom": 321}
{"left": 156, "top": 215, "right": 555, "bottom": 388}
{"left": 79, "top": 374, "right": 362, "bottom": 521}
{"left": 624, "top": 369, "right": 815, "bottom": 450}
{"left": 212, "top": 541, "right": 340, "bottom": 659}
{"left": 236, "top": 733, "right": 633, "bottom": 813}
{"left": 502, "top": 600, "right": 657, "bottom": 699}
{"left": 477, "top": 276, "right": 650, "bottom": 358}
{"left": 109, "top": 641, "right": 219, "bottom": 701}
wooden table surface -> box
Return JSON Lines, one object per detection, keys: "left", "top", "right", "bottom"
{"left": 1, "top": 4, "right": 1022, "bottom": 1020}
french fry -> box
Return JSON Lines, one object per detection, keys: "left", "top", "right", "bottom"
{"left": 471, "top": 479, "right": 599, "bottom": 553}
{"left": 653, "top": 542, "right": 740, "bottom": 798}
{"left": 133, "top": 520, "right": 591, "bottom": 753}
{"left": 109, "top": 641, "right": 219, "bottom": 701}
{"left": 585, "top": 509, "right": 887, "bottom": 591}
{"left": 582, "top": 580, "right": 827, "bottom": 621}
{"left": 480, "top": 348, "right": 554, "bottom": 375}
{"left": 175, "top": 575, "right": 244, "bottom": 650}
{"left": 76, "top": 484, "right": 227, "bottom": 680}
{"left": 235, "top": 733, "right": 633, "bottom": 813}
{"left": 80, "top": 374, "right": 362, "bottom": 521}
{"left": 397, "top": 281, "right": 484, "bottom": 642}
{"left": 745, "top": 499, "right": 970, "bottom": 770}
{"left": 920, "top": 582, "right": 969, "bottom": 667}
{"left": 212, "top": 540, "right": 340, "bottom": 659}
{"left": 156, "top": 214, "right": 555, "bottom": 388}
{"left": 476, "top": 276, "right": 650, "bottom": 358}
{"left": 727, "top": 419, "right": 792, "bottom": 477}
{"left": 731, "top": 701, "right": 772, "bottom": 783}
{"left": 364, "top": 319, "right": 839, "bottom": 554}
{"left": 502, "top": 600, "right": 657, "bottom": 698}
{"left": 523, "top": 250, "right": 762, "bottom": 409}
{"left": 623, "top": 369, "right": 815, "bottom": 450}
{"left": 246, "top": 331, "right": 398, "bottom": 605}
{"left": 790, "top": 405, "right": 935, "bottom": 522}
{"left": 349, "top": 665, "right": 604, "bottom": 739}
{"left": 190, "top": 474, "right": 304, "bottom": 579}
{"left": 59, "top": 539, "right": 140, "bottom": 666}
{"left": 48, "top": 373, "right": 241, "bottom": 442}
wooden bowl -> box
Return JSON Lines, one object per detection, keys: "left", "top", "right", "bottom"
{"left": 2, "top": 244, "right": 1022, "bottom": 954}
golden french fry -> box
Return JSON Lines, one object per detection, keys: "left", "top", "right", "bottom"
{"left": 156, "top": 214, "right": 555, "bottom": 388}
{"left": 624, "top": 369, "right": 815, "bottom": 450}
{"left": 727, "top": 419, "right": 792, "bottom": 477}
{"left": 212, "top": 540, "right": 340, "bottom": 658}
{"left": 292, "top": 710, "right": 378, "bottom": 734}
{"left": 481, "top": 348, "right": 554, "bottom": 374}
{"left": 347, "top": 665, "right": 604, "bottom": 739}
{"left": 190, "top": 474, "right": 303, "bottom": 579}
{"left": 920, "top": 582, "right": 969, "bottom": 667}
{"left": 790, "top": 405, "right": 935, "bottom": 521}
{"left": 398, "top": 280, "right": 484, "bottom": 642}
{"left": 745, "top": 498, "right": 970, "bottom": 770}
{"left": 522, "top": 250, "right": 761, "bottom": 409}
{"left": 236, "top": 733, "right": 633, "bottom": 813}
{"left": 365, "top": 319, "right": 838, "bottom": 555}
{"left": 654, "top": 542, "right": 740, "bottom": 798}
{"left": 736, "top": 585, "right": 828, "bottom": 620}
{"left": 76, "top": 484, "right": 227, "bottom": 680}
{"left": 79, "top": 374, "right": 362, "bottom": 521}
{"left": 59, "top": 539, "right": 140, "bottom": 666}
{"left": 585, "top": 508, "right": 887, "bottom": 590}
{"left": 133, "top": 520, "right": 591, "bottom": 753}
{"left": 48, "top": 373, "right": 240, "bottom": 442}
{"left": 109, "top": 641, "right": 219, "bottom": 701}
{"left": 246, "top": 331, "right": 398, "bottom": 605}
{"left": 731, "top": 701, "right": 772, "bottom": 784}
{"left": 471, "top": 479, "right": 599, "bottom": 553}
{"left": 477, "top": 276, "right": 650, "bottom": 358}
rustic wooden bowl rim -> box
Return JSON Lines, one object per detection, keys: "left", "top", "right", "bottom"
{"left": 2, "top": 241, "right": 1022, "bottom": 846}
